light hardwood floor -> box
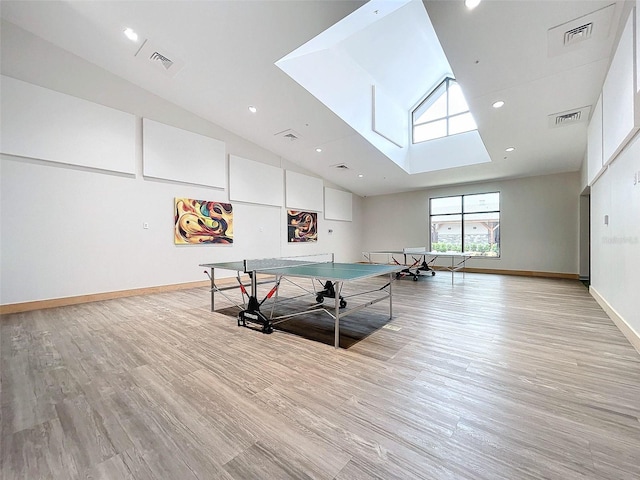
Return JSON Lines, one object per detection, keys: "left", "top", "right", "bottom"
{"left": 2, "top": 273, "right": 639, "bottom": 479}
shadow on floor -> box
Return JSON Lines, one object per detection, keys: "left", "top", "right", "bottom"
{"left": 216, "top": 302, "right": 391, "bottom": 349}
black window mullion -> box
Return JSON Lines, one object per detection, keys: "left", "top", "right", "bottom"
{"left": 431, "top": 192, "right": 501, "bottom": 257}
{"left": 461, "top": 193, "right": 465, "bottom": 253}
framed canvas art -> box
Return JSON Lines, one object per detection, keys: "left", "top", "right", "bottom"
{"left": 287, "top": 210, "right": 317, "bottom": 243}
{"left": 174, "top": 198, "right": 233, "bottom": 244}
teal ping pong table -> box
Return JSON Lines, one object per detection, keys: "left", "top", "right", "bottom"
{"left": 200, "top": 254, "right": 404, "bottom": 348}
{"left": 364, "top": 247, "right": 472, "bottom": 284}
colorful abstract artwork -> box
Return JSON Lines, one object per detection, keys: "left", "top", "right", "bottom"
{"left": 287, "top": 210, "right": 317, "bottom": 243}
{"left": 174, "top": 198, "right": 233, "bottom": 244}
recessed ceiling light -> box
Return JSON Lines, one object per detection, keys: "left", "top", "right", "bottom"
{"left": 123, "top": 28, "right": 138, "bottom": 42}
{"left": 315, "top": 148, "right": 322, "bottom": 153}
{"left": 505, "top": 147, "right": 515, "bottom": 152}
{"left": 492, "top": 100, "right": 505, "bottom": 109}
{"left": 358, "top": 174, "right": 364, "bottom": 178}
{"left": 248, "top": 106, "right": 257, "bottom": 113}
{"left": 465, "top": 0, "right": 481, "bottom": 10}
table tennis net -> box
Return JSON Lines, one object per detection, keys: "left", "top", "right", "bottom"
{"left": 403, "top": 247, "right": 429, "bottom": 253}
{"left": 243, "top": 253, "right": 334, "bottom": 272}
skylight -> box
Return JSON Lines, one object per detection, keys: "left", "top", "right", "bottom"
{"left": 275, "top": 0, "right": 490, "bottom": 175}
{"left": 413, "top": 78, "right": 477, "bottom": 143}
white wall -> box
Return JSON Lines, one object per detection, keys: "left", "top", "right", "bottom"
{"left": 590, "top": 131, "right": 640, "bottom": 328}
{"left": 362, "top": 172, "right": 581, "bottom": 274}
{"left": 0, "top": 21, "right": 363, "bottom": 305}
{"left": 586, "top": 5, "right": 640, "bottom": 339}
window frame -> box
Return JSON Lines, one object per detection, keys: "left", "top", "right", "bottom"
{"left": 429, "top": 192, "right": 501, "bottom": 257}
{"left": 412, "top": 77, "right": 477, "bottom": 144}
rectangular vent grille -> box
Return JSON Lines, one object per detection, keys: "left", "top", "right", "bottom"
{"left": 556, "top": 111, "right": 581, "bottom": 125}
{"left": 149, "top": 51, "right": 174, "bottom": 70}
{"left": 564, "top": 23, "right": 593, "bottom": 45}
{"left": 274, "top": 129, "right": 302, "bottom": 141}
{"left": 547, "top": 4, "right": 615, "bottom": 57}
{"left": 135, "top": 40, "right": 184, "bottom": 77}
{"left": 332, "top": 163, "right": 349, "bottom": 170}
{"left": 548, "top": 106, "right": 591, "bottom": 128}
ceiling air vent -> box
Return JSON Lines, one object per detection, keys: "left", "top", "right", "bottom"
{"left": 149, "top": 51, "right": 174, "bottom": 70}
{"left": 548, "top": 106, "right": 591, "bottom": 128}
{"left": 564, "top": 23, "right": 593, "bottom": 45}
{"left": 135, "top": 39, "right": 184, "bottom": 77}
{"left": 274, "top": 129, "right": 302, "bottom": 141}
{"left": 332, "top": 163, "right": 349, "bottom": 170}
{"left": 547, "top": 4, "right": 614, "bottom": 56}
{"left": 556, "top": 111, "right": 582, "bottom": 125}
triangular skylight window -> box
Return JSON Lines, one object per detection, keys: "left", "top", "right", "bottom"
{"left": 276, "top": 0, "right": 490, "bottom": 175}
{"left": 413, "top": 78, "right": 477, "bottom": 143}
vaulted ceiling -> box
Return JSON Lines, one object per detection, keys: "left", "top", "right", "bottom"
{"left": 0, "top": 0, "right": 632, "bottom": 196}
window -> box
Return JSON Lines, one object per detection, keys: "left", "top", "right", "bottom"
{"left": 412, "top": 78, "right": 477, "bottom": 144}
{"left": 430, "top": 192, "right": 500, "bottom": 257}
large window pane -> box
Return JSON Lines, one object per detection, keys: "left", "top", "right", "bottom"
{"left": 414, "top": 120, "right": 447, "bottom": 142}
{"left": 464, "top": 192, "right": 500, "bottom": 212}
{"left": 417, "top": 93, "right": 447, "bottom": 123}
{"left": 413, "top": 82, "right": 446, "bottom": 123}
{"left": 430, "top": 196, "right": 462, "bottom": 215}
{"left": 447, "top": 83, "right": 469, "bottom": 116}
{"left": 429, "top": 192, "right": 501, "bottom": 257}
{"left": 412, "top": 77, "right": 477, "bottom": 145}
{"left": 430, "top": 214, "right": 462, "bottom": 253}
{"left": 463, "top": 212, "right": 500, "bottom": 257}
{"left": 448, "top": 112, "right": 477, "bottom": 135}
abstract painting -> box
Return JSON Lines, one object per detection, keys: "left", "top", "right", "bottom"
{"left": 287, "top": 210, "right": 317, "bottom": 243}
{"left": 174, "top": 198, "right": 233, "bottom": 244}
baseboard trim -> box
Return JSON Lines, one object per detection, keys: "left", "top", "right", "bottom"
{"left": 0, "top": 280, "right": 211, "bottom": 315}
{"left": 359, "top": 262, "right": 580, "bottom": 280}
{"left": 457, "top": 267, "right": 579, "bottom": 280}
{"left": 590, "top": 286, "right": 640, "bottom": 355}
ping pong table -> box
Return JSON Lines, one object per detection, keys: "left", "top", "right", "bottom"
{"left": 363, "top": 247, "right": 472, "bottom": 284}
{"left": 200, "top": 254, "right": 404, "bottom": 348}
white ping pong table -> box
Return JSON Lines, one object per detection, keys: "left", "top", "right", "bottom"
{"left": 200, "top": 254, "right": 404, "bottom": 348}
{"left": 363, "top": 247, "right": 472, "bottom": 284}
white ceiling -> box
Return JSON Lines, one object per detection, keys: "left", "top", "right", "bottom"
{"left": 0, "top": 0, "right": 632, "bottom": 197}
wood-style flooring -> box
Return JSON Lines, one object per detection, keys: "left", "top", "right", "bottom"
{"left": 2, "top": 273, "right": 639, "bottom": 479}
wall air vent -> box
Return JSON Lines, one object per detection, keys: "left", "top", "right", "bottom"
{"left": 564, "top": 23, "right": 593, "bottom": 45}
{"left": 548, "top": 106, "right": 591, "bottom": 128}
